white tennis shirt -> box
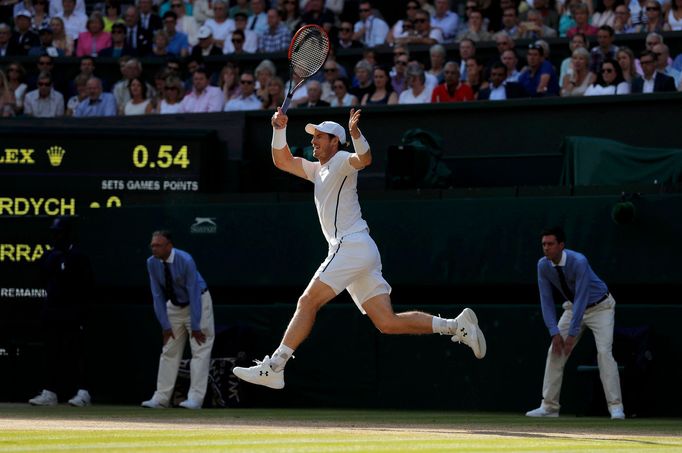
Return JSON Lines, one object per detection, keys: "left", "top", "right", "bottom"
{"left": 301, "top": 151, "right": 368, "bottom": 246}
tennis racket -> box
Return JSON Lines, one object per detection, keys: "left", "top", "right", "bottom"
{"left": 281, "top": 24, "right": 331, "bottom": 113}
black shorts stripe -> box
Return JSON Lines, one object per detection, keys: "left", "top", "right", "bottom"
{"left": 333, "top": 176, "right": 348, "bottom": 239}
{"left": 321, "top": 241, "right": 342, "bottom": 273}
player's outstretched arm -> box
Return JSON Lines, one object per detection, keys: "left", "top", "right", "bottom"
{"left": 348, "top": 108, "right": 372, "bottom": 170}
{"left": 271, "top": 107, "right": 308, "bottom": 179}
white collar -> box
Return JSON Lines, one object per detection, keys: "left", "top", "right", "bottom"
{"left": 164, "top": 247, "right": 176, "bottom": 264}
{"left": 552, "top": 250, "right": 567, "bottom": 267}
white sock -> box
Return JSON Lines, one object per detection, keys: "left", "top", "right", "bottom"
{"left": 432, "top": 316, "right": 457, "bottom": 335}
{"left": 269, "top": 344, "right": 294, "bottom": 372}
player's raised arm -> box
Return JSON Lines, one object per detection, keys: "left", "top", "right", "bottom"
{"left": 348, "top": 108, "right": 372, "bottom": 170}
{"left": 271, "top": 108, "right": 308, "bottom": 179}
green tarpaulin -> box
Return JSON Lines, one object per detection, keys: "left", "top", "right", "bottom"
{"left": 560, "top": 136, "right": 682, "bottom": 186}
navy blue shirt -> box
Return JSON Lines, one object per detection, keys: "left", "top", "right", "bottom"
{"left": 537, "top": 249, "right": 608, "bottom": 337}
{"left": 518, "top": 60, "right": 560, "bottom": 97}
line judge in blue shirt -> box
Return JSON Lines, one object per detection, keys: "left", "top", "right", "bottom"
{"left": 142, "top": 230, "right": 214, "bottom": 410}
{"left": 526, "top": 226, "right": 624, "bottom": 420}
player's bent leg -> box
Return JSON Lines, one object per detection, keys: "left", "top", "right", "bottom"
{"left": 233, "top": 278, "right": 337, "bottom": 390}
{"left": 363, "top": 294, "right": 435, "bottom": 334}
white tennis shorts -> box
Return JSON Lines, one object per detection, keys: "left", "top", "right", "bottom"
{"left": 313, "top": 229, "right": 392, "bottom": 314}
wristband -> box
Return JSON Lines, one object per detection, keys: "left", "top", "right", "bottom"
{"left": 272, "top": 127, "right": 287, "bottom": 149}
{"left": 352, "top": 134, "right": 370, "bottom": 155}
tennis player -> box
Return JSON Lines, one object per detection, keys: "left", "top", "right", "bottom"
{"left": 233, "top": 108, "right": 486, "bottom": 389}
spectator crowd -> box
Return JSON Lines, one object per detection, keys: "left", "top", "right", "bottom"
{"left": 0, "top": 0, "right": 680, "bottom": 117}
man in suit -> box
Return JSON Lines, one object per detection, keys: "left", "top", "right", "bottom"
{"left": 123, "top": 5, "right": 153, "bottom": 56}
{"left": 99, "top": 23, "right": 136, "bottom": 57}
{"left": 631, "top": 50, "right": 677, "bottom": 93}
{"left": 191, "top": 26, "right": 223, "bottom": 58}
{"left": 298, "top": 80, "right": 329, "bottom": 108}
{"left": 10, "top": 10, "right": 40, "bottom": 55}
{"left": 138, "top": 0, "right": 162, "bottom": 34}
{"left": 478, "top": 62, "right": 523, "bottom": 100}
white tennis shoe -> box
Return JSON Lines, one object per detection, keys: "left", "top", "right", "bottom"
{"left": 451, "top": 308, "right": 487, "bottom": 359}
{"left": 28, "top": 389, "right": 58, "bottom": 406}
{"left": 526, "top": 406, "right": 559, "bottom": 417}
{"left": 232, "top": 355, "right": 285, "bottom": 389}
{"left": 68, "top": 389, "right": 91, "bottom": 407}
{"left": 141, "top": 398, "right": 168, "bottom": 409}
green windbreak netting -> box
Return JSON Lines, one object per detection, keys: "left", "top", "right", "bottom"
{"left": 560, "top": 136, "right": 682, "bottom": 186}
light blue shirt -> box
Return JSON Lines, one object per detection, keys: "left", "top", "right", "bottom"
{"left": 147, "top": 248, "right": 207, "bottom": 331}
{"left": 74, "top": 93, "right": 117, "bottom": 117}
{"left": 537, "top": 249, "right": 609, "bottom": 337}
{"left": 167, "top": 31, "right": 190, "bottom": 56}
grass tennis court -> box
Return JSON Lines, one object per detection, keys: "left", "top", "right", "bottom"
{"left": 1, "top": 404, "right": 680, "bottom": 452}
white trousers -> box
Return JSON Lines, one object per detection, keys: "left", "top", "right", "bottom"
{"left": 152, "top": 291, "right": 215, "bottom": 405}
{"left": 540, "top": 295, "right": 623, "bottom": 412}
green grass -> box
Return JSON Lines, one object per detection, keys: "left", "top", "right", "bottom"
{"left": 0, "top": 405, "right": 680, "bottom": 452}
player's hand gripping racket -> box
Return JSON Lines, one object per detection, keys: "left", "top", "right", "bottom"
{"left": 280, "top": 24, "right": 330, "bottom": 113}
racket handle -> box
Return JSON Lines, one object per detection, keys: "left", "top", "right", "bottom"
{"left": 281, "top": 94, "right": 293, "bottom": 113}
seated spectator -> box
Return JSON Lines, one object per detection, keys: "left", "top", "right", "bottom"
{"left": 203, "top": 0, "right": 234, "bottom": 49}
{"left": 431, "top": 0, "right": 459, "bottom": 43}
{"left": 50, "top": 16, "right": 73, "bottom": 55}
{"left": 99, "top": 22, "right": 134, "bottom": 57}
{"left": 320, "top": 60, "right": 339, "bottom": 103}
{"left": 219, "top": 62, "right": 240, "bottom": 102}
{"left": 74, "top": 77, "right": 116, "bottom": 117}
{"left": 567, "top": 3, "right": 599, "bottom": 38}
{"left": 0, "top": 69, "right": 16, "bottom": 116}
{"left": 227, "top": 0, "right": 248, "bottom": 19}
{"left": 192, "top": 26, "right": 221, "bottom": 57}
{"left": 501, "top": 49, "right": 521, "bottom": 82}
{"left": 279, "top": 0, "right": 301, "bottom": 33}
{"left": 137, "top": 0, "right": 162, "bottom": 34}
{"left": 261, "top": 76, "right": 284, "bottom": 110}
{"left": 246, "top": 0, "right": 268, "bottom": 36}
{"left": 458, "top": 38, "right": 476, "bottom": 82}
{"left": 590, "top": 26, "right": 617, "bottom": 73}
{"left": 634, "top": 33, "right": 668, "bottom": 75}
{"left": 456, "top": 9, "right": 491, "bottom": 42}
{"left": 24, "top": 72, "right": 64, "bottom": 118}
{"left": 353, "top": 1, "right": 389, "bottom": 47}
{"left": 399, "top": 63, "right": 432, "bottom": 104}
{"left": 518, "top": 8, "right": 558, "bottom": 39}
{"left": 561, "top": 48, "right": 595, "bottom": 96}
{"left": 465, "top": 57, "right": 486, "bottom": 95}
{"left": 151, "top": 30, "right": 170, "bottom": 56}
{"left": 0, "top": 24, "right": 18, "bottom": 57}
{"left": 178, "top": 67, "right": 223, "bottom": 112}
{"left": 361, "top": 66, "right": 398, "bottom": 106}
{"left": 11, "top": 9, "right": 40, "bottom": 55}
{"left": 431, "top": 61, "right": 474, "bottom": 102}
{"left": 497, "top": 7, "right": 520, "bottom": 38}
{"left": 103, "top": 0, "right": 123, "bottom": 32}
{"left": 613, "top": 5, "right": 636, "bottom": 34}
{"left": 224, "top": 72, "right": 260, "bottom": 111}
{"left": 162, "top": 11, "right": 190, "bottom": 57}
{"left": 193, "top": 0, "right": 214, "bottom": 24}
{"left": 30, "top": 0, "right": 51, "bottom": 33}
{"left": 123, "top": 6, "right": 152, "bottom": 56}
{"left": 518, "top": 43, "right": 560, "bottom": 97}
{"left": 148, "top": 68, "right": 167, "bottom": 111}
{"left": 298, "top": 80, "right": 330, "bottom": 107}
{"left": 157, "top": 75, "right": 184, "bottom": 113}
{"left": 616, "top": 46, "right": 639, "bottom": 84}
{"left": 636, "top": 1, "right": 670, "bottom": 33}
{"left": 350, "top": 59, "right": 374, "bottom": 101}
{"left": 487, "top": 34, "right": 515, "bottom": 73}
{"left": 330, "top": 77, "right": 358, "bottom": 107}
{"left": 387, "top": 0, "right": 420, "bottom": 45}
{"left": 557, "top": 0, "right": 579, "bottom": 37}
{"left": 337, "top": 20, "right": 363, "bottom": 49}
{"left": 29, "top": 26, "right": 64, "bottom": 56}
{"left": 478, "top": 62, "right": 524, "bottom": 100}
{"left": 226, "top": 29, "right": 249, "bottom": 54}
{"left": 113, "top": 57, "right": 145, "bottom": 111}
{"left": 6, "top": 62, "right": 27, "bottom": 114}
{"left": 299, "top": 0, "right": 335, "bottom": 33}
{"left": 592, "top": 0, "right": 617, "bottom": 27}
{"left": 76, "top": 12, "right": 111, "bottom": 57}
{"left": 559, "top": 32, "right": 587, "bottom": 82}
{"left": 222, "top": 12, "right": 257, "bottom": 53}
{"left": 427, "top": 44, "right": 447, "bottom": 83}
{"left": 57, "top": 0, "right": 87, "bottom": 41}
{"left": 652, "top": 43, "right": 681, "bottom": 88}
{"left": 172, "top": 1, "right": 198, "bottom": 46}
{"left": 390, "top": 49, "right": 410, "bottom": 95}
{"left": 65, "top": 73, "right": 88, "bottom": 116}
{"left": 529, "top": 0, "right": 560, "bottom": 31}
{"left": 668, "top": 0, "right": 682, "bottom": 31}
{"left": 631, "top": 50, "right": 677, "bottom": 93}
{"left": 123, "top": 76, "right": 152, "bottom": 115}
{"left": 254, "top": 59, "right": 276, "bottom": 101}
{"left": 258, "top": 8, "right": 289, "bottom": 53}
{"left": 49, "top": 0, "right": 85, "bottom": 18}
{"left": 585, "top": 58, "right": 630, "bottom": 95}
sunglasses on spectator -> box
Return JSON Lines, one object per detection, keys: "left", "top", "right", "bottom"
{"left": 165, "top": 86, "right": 179, "bottom": 90}
{"left": 324, "top": 68, "right": 338, "bottom": 72}
{"left": 601, "top": 68, "right": 614, "bottom": 73}
{"left": 396, "top": 61, "right": 407, "bottom": 66}
{"left": 413, "top": 18, "right": 427, "bottom": 23}
{"left": 359, "top": 8, "right": 370, "bottom": 12}
{"left": 646, "top": 6, "right": 660, "bottom": 10}
{"left": 232, "top": 39, "right": 244, "bottom": 43}
{"left": 406, "top": 5, "right": 418, "bottom": 9}
{"left": 640, "top": 59, "right": 655, "bottom": 64}
{"left": 38, "top": 81, "right": 51, "bottom": 86}
{"left": 339, "top": 27, "right": 352, "bottom": 32}
{"left": 240, "top": 80, "right": 254, "bottom": 84}
{"left": 333, "top": 84, "right": 344, "bottom": 89}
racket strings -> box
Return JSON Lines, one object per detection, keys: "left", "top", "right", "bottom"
{"left": 290, "top": 28, "right": 329, "bottom": 78}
